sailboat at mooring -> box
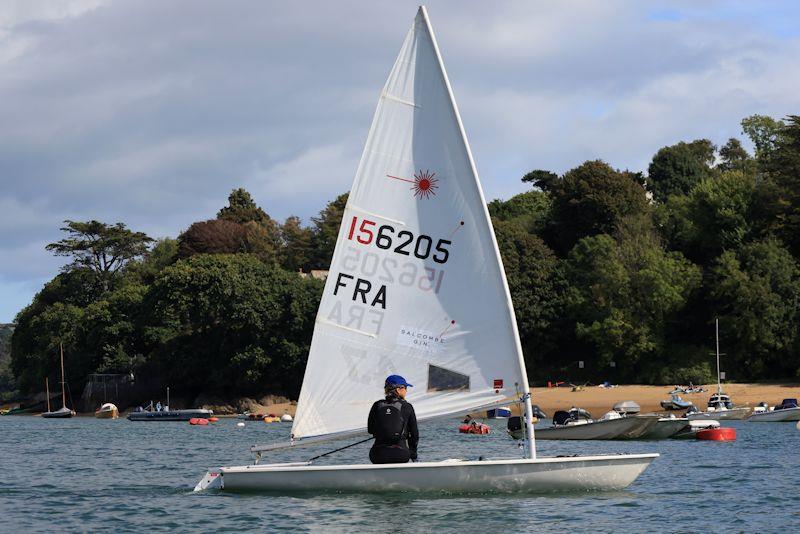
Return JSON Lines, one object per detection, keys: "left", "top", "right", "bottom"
{"left": 195, "top": 6, "right": 657, "bottom": 493}
{"left": 42, "top": 343, "right": 76, "bottom": 419}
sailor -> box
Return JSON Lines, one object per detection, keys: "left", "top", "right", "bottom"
{"left": 367, "top": 375, "right": 419, "bottom": 464}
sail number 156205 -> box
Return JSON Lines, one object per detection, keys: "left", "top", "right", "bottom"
{"left": 347, "top": 216, "right": 451, "bottom": 264}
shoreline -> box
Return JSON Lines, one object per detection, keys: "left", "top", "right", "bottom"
{"left": 4, "top": 383, "right": 799, "bottom": 417}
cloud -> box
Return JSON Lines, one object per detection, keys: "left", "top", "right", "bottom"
{"left": 1, "top": 0, "right": 799, "bottom": 321}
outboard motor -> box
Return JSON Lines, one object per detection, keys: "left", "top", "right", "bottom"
{"left": 553, "top": 410, "right": 571, "bottom": 426}
{"left": 507, "top": 415, "right": 523, "bottom": 433}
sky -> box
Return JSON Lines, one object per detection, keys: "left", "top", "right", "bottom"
{"left": 1, "top": 0, "right": 799, "bottom": 322}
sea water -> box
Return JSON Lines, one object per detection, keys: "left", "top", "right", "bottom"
{"left": 1, "top": 416, "right": 798, "bottom": 532}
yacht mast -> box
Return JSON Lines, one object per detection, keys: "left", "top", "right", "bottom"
{"left": 45, "top": 377, "right": 51, "bottom": 413}
{"left": 715, "top": 318, "right": 721, "bottom": 395}
{"left": 60, "top": 343, "right": 67, "bottom": 409}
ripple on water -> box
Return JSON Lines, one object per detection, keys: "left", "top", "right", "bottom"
{"left": 1, "top": 417, "right": 800, "bottom": 531}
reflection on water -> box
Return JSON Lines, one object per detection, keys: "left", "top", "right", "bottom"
{"left": 1, "top": 416, "right": 798, "bottom": 531}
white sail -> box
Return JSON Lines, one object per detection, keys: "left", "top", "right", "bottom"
{"left": 291, "top": 7, "right": 530, "bottom": 441}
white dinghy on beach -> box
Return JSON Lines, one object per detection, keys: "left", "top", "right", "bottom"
{"left": 195, "top": 6, "right": 657, "bottom": 494}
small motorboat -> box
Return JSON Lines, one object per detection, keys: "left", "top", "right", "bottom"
{"left": 641, "top": 416, "right": 690, "bottom": 439}
{"left": 95, "top": 403, "right": 119, "bottom": 419}
{"left": 613, "top": 400, "right": 641, "bottom": 415}
{"left": 509, "top": 408, "right": 660, "bottom": 440}
{"left": 748, "top": 398, "right": 800, "bottom": 422}
{"left": 685, "top": 393, "right": 751, "bottom": 420}
{"left": 486, "top": 406, "right": 512, "bottom": 419}
{"left": 459, "top": 422, "right": 490, "bottom": 434}
{"left": 660, "top": 394, "right": 693, "bottom": 411}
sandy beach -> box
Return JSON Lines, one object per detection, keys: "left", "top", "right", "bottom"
{"left": 524, "top": 383, "right": 800, "bottom": 417}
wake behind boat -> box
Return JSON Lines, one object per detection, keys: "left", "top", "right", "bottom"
{"left": 195, "top": 6, "right": 657, "bottom": 494}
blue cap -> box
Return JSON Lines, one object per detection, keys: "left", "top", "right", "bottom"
{"left": 385, "top": 375, "right": 413, "bottom": 388}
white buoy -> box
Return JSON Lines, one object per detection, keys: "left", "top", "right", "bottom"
{"left": 236, "top": 422, "right": 245, "bottom": 428}
{"left": 796, "top": 420, "right": 800, "bottom": 431}
{"left": 280, "top": 413, "right": 293, "bottom": 422}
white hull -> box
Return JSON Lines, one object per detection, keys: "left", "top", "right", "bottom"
{"left": 687, "top": 407, "right": 750, "bottom": 421}
{"left": 196, "top": 454, "right": 658, "bottom": 493}
{"left": 524, "top": 416, "right": 659, "bottom": 440}
{"left": 641, "top": 418, "right": 689, "bottom": 439}
{"left": 748, "top": 407, "right": 800, "bottom": 422}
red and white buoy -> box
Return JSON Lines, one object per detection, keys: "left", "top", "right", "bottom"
{"left": 696, "top": 427, "right": 736, "bottom": 441}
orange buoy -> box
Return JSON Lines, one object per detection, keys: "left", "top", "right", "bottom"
{"left": 696, "top": 427, "right": 736, "bottom": 441}
{"left": 208, "top": 416, "right": 219, "bottom": 422}
{"left": 189, "top": 418, "right": 210, "bottom": 426}
{"left": 459, "top": 423, "right": 490, "bottom": 434}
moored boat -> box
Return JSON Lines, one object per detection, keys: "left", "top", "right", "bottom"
{"left": 509, "top": 408, "right": 660, "bottom": 440}
{"left": 95, "top": 402, "right": 119, "bottom": 419}
{"left": 128, "top": 408, "right": 214, "bottom": 421}
{"left": 685, "top": 394, "right": 751, "bottom": 420}
{"left": 748, "top": 399, "right": 800, "bottom": 422}
{"left": 41, "top": 345, "right": 76, "bottom": 419}
{"left": 687, "top": 319, "right": 750, "bottom": 421}
{"left": 639, "top": 416, "right": 690, "bottom": 439}
{"left": 660, "top": 394, "right": 693, "bottom": 411}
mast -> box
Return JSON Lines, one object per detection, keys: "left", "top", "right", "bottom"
{"left": 715, "top": 318, "right": 721, "bottom": 395}
{"left": 45, "top": 377, "right": 51, "bottom": 413}
{"left": 419, "top": 5, "right": 536, "bottom": 458}
{"left": 60, "top": 343, "right": 67, "bottom": 409}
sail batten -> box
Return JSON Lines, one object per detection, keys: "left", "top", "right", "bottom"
{"left": 290, "top": 6, "right": 531, "bottom": 443}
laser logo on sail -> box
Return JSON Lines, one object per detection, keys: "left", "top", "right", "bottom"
{"left": 386, "top": 169, "right": 439, "bottom": 199}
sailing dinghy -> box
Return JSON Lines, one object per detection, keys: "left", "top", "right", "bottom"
{"left": 195, "top": 6, "right": 657, "bottom": 493}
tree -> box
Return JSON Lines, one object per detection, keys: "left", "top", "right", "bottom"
{"left": 647, "top": 141, "right": 711, "bottom": 202}
{"left": 45, "top": 220, "right": 153, "bottom": 292}
{"left": 563, "top": 224, "right": 700, "bottom": 382}
{"left": 488, "top": 190, "right": 551, "bottom": 235}
{"left": 177, "top": 219, "right": 247, "bottom": 258}
{"left": 521, "top": 169, "right": 559, "bottom": 191}
{"left": 142, "top": 254, "right": 322, "bottom": 395}
{"left": 741, "top": 114, "right": 785, "bottom": 161}
{"left": 217, "top": 188, "right": 281, "bottom": 259}
{"left": 546, "top": 160, "right": 649, "bottom": 255}
{"left": 310, "top": 193, "right": 348, "bottom": 269}
{"left": 686, "top": 139, "right": 717, "bottom": 167}
{"left": 717, "top": 138, "right": 753, "bottom": 173}
{"left": 709, "top": 239, "right": 800, "bottom": 379}
{"left": 760, "top": 115, "right": 800, "bottom": 257}
{"left": 217, "top": 188, "right": 270, "bottom": 225}
{"left": 280, "top": 216, "right": 314, "bottom": 272}
{"left": 494, "top": 220, "right": 562, "bottom": 373}
{"left": 682, "top": 170, "right": 756, "bottom": 263}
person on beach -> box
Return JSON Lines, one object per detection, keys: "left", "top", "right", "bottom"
{"left": 367, "top": 375, "right": 419, "bottom": 464}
